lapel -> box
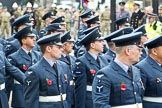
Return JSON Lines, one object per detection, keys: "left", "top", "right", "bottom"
{"left": 98, "top": 55, "right": 106, "bottom": 68}
{"left": 132, "top": 66, "right": 138, "bottom": 80}
{"left": 111, "top": 61, "right": 132, "bottom": 80}
{"left": 30, "top": 51, "right": 37, "bottom": 64}
{"left": 41, "top": 58, "right": 57, "bottom": 76}
{"left": 147, "top": 56, "right": 162, "bottom": 72}
{"left": 59, "top": 55, "right": 70, "bottom": 64}
{"left": 85, "top": 52, "right": 100, "bottom": 68}
{"left": 19, "top": 48, "right": 31, "bottom": 61}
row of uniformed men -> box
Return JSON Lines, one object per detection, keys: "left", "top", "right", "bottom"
{"left": 0, "top": 8, "right": 161, "bottom": 108}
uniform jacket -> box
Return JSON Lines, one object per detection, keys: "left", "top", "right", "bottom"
{"left": 135, "top": 56, "right": 162, "bottom": 107}
{"left": 5, "top": 39, "right": 21, "bottom": 57}
{"left": 24, "top": 57, "right": 70, "bottom": 108}
{"left": 8, "top": 48, "right": 41, "bottom": 107}
{"left": 116, "top": 10, "right": 130, "bottom": 20}
{"left": 74, "top": 52, "right": 108, "bottom": 108}
{"left": 76, "top": 45, "right": 87, "bottom": 57}
{"left": 8, "top": 48, "right": 41, "bottom": 72}
{"left": 92, "top": 61, "right": 143, "bottom": 108}
{"left": 0, "top": 51, "right": 25, "bottom": 108}
{"left": 130, "top": 10, "right": 145, "bottom": 29}
{"left": 0, "top": 51, "right": 25, "bottom": 84}
{"left": 59, "top": 55, "right": 76, "bottom": 107}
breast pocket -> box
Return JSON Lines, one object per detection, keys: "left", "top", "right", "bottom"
{"left": 113, "top": 83, "right": 134, "bottom": 104}
{"left": 19, "top": 64, "right": 31, "bottom": 72}
{"left": 147, "top": 78, "right": 157, "bottom": 96}
{"left": 46, "top": 78, "right": 59, "bottom": 95}
{"left": 136, "top": 79, "right": 144, "bottom": 96}
{"left": 155, "top": 77, "right": 162, "bottom": 95}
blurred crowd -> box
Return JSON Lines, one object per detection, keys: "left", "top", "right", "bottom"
{"left": 0, "top": 1, "right": 161, "bottom": 40}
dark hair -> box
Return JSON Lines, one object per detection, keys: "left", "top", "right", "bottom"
{"left": 40, "top": 44, "right": 54, "bottom": 54}
{"left": 18, "top": 36, "right": 27, "bottom": 46}
{"left": 40, "top": 45, "right": 47, "bottom": 54}
{"left": 85, "top": 40, "right": 95, "bottom": 50}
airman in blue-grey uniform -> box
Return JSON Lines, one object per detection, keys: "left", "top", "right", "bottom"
{"left": 7, "top": 26, "right": 41, "bottom": 108}
{"left": 0, "top": 50, "right": 25, "bottom": 108}
{"left": 77, "top": 10, "right": 92, "bottom": 38}
{"left": 74, "top": 28, "right": 108, "bottom": 108}
{"left": 39, "top": 11, "right": 56, "bottom": 38}
{"left": 114, "top": 16, "right": 130, "bottom": 29}
{"left": 133, "top": 25, "right": 148, "bottom": 61}
{"left": 116, "top": 2, "right": 130, "bottom": 20}
{"left": 5, "top": 14, "right": 30, "bottom": 57}
{"left": 45, "top": 23, "right": 64, "bottom": 34}
{"left": 4, "top": 14, "right": 32, "bottom": 100}
{"left": 74, "top": 10, "right": 92, "bottom": 57}
{"left": 60, "top": 31, "right": 76, "bottom": 108}
{"left": 104, "top": 27, "right": 134, "bottom": 63}
{"left": 85, "top": 15, "right": 100, "bottom": 28}
{"left": 51, "top": 16, "right": 66, "bottom": 32}
{"left": 42, "top": 11, "right": 56, "bottom": 26}
{"left": 135, "top": 35, "right": 162, "bottom": 108}
{"left": 75, "top": 26, "right": 99, "bottom": 57}
{"left": 92, "top": 32, "right": 144, "bottom": 108}
{"left": 24, "top": 33, "right": 70, "bottom": 108}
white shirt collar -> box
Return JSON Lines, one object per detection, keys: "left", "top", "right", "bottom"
{"left": 43, "top": 56, "right": 55, "bottom": 67}
{"left": 114, "top": 58, "right": 129, "bottom": 73}
{"left": 62, "top": 53, "right": 66, "bottom": 57}
{"left": 88, "top": 51, "right": 98, "bottom": 60}
{"left": 21, "top": 47, "right": 31, "bottom": 54}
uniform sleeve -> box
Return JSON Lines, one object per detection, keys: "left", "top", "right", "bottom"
{"left": 7, "top": 55, "right": 17, "bottom": 66}
{"left": 5, "top": 56, "right": 25, "bottom": 84}
{"left": 24, "top": 68, "right": 39, "bottom": 108}
{"left": 92, "top": 71, "right": 111, "bottom": 108}
{"left": 74, "top": 59, "right": 87, "bottom": 108}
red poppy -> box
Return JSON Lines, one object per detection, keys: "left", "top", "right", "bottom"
{"left": 47, "top": 79, "right": 52, "bottom": 86}
{"left": 90, "top": 69, "right": 96, "bottom": 76}
{"left": 120, "top": 83, "right": 126, "bottom": 91}
{"left": 156, "top": 78, "right": 161, "bottom": 83}
{"left": 23, "top": 65, "right": 28, "bottom": 71}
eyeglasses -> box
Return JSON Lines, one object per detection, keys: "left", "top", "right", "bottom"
{"left": 128, "top": 45, "right": 143, "bottom": 52}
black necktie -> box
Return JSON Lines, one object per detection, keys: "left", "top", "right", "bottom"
{"left": 28, "top": 52, "right": 31, "bottom": 56}
{"left": 28, "top": 52, "right": 32, "bottom": 60}
{"left": 96, "top": 56, "right": 100, "bottom": 66}
{"left": 53, "top": 63, "right": 59, "bottom": 89}
{"left": 128, "top": 67, "right": 133, "bottom": 78}
{"left": 53, "top": 63, "right": 58, "bottom": 76}
{"left": 66, "top": 55, "right": 70, "bottom": 63}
